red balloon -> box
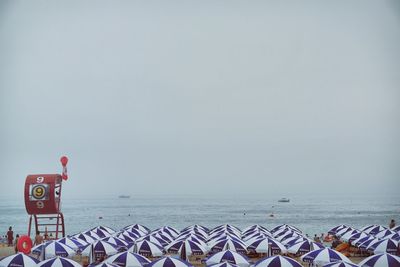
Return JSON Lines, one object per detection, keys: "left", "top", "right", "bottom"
{"left": 60, "top": 156, "right": 68, "bottom": 166}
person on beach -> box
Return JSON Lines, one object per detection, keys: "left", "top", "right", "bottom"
{"left": 14, "top": 234, "right": 19, "bottom": 253}
{"left": 6, "top": 227, "right": 14, "bottom": 247}
{"left": 389, "top": 219, "right": 396, "bottom": 229}
{"left": 34, "top": 231, "right": 44, "bottom": 246}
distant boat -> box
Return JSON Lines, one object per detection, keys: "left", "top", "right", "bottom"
{"left": 278, "top": 198, "right": 290, "bottom": 203}
{"left": 119, "top": 195, "right": 130, "bottom": 199}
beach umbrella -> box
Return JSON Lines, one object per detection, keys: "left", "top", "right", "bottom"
{"left": 359, "top": 238, "right": 381, "bottom": 250}
{"left": 115, "top": 233, "right": 136, "bottom": 244}
{"left": 385, "top": 233, "right": 400, "bottom": 242}
{"left": 89, "top": 226, "right": 115, "bottom": 238}
{"left": 207, "top": 262, "right": 241, "bottom": 267}
{"left": 363, "top": 225, "right": 388, "bottom": 236}
{"left": 166, "top": 239, "right": 208, "bottom": 255}
{"left": 281, "top": 236, "right": 308, "bottom": 247}
{"left": 0, "top": 253, "right": 39, "bottom": 267}
{"left": 358, "top": 253, "right": 400, "bottom": 267}
{"left": 368, "top": 239, "right": 399, "bottom": 255}
{"left": 300, "top": 248, "right": 351, "bottom": 265}
{"left": 124, "top": 224, "right": 150, "bottom": 235}
{"left": 327, "top": 225, "right": 348, "bottom": 235}
{"left": 39, "top": 241, "right": 76, "bottom": 259}
{"left": 154, "top": 227, "right": 179, "bottom": 239}
{"left": 247, "top": 237, "right": 287, "bottom": 255}
{"left": 253, "top": 255, "right": 302, "bottom": 267}
{"left": 375, "top": 230, "right": 397, "bottom": 239}
{"left": 175, "top": 234, "right": 207, "bottom": 246}
{"left": 322, "top": 261, "right": 358, "bottom": 267}
{"left": 353, "top": 235, "right": 375, "bottom": 247}
{"left": 38, "top": 257, "right": 81, "bottom": 267}
{"left": 123, "top": 229, "right": 147, "bottom": 239}
{"left": 210, "top": 238, "right": 247, "bottom": 254}
{"left": 118, "top": 231, "right": 142, "bottom": 241}
{"left": 89, "top": 263, "right": 120, "bottom": 267}
{"left": 336, "top": 228, "right": 356, "bottom": 238}
{"left": 287, "top": 240, "right": 324, "bottom": 255}
{"left": 129, "top": 240, "right": 164, "bottom": 257}
{"left": 339, "top": 230, "right": 360, "bottom": 241}
{"left": 392, "top": 226, "right": 400, "bottom": 233}
{"left": 205, "top": 250, "right": 250, "bottom": 267}
{"left": 105, "top": 252, "right": 150, "bottom": 267}
{"left": 137, "top": 235, "right": 167, "bottom": 247}
{"left": 243, "top": 233, "right": 270, "bottom": 243}
{"left": 75, "top": 233, "right": 99, "bottom": 243}
{"left": 344, "top": 232, "right": 369, "bottom": 244}
{"left": 57, "top": 237, "right": 88, "bottom": 251}
{"left": 146, "top": 257, "right": 193, "bottom": 267}
{"left": 102, "top": 237, "right": 130, "bottom": 248}
{"left": 81, "top": 240, "right": 119, "bottom": 257}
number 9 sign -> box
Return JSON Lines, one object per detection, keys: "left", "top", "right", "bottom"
{"left": 30, "top": 184, "right": 48, "bottom": 200}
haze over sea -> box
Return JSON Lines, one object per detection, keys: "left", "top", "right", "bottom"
{"left": 1, "top": 194, "right": 399, "bottom": 238}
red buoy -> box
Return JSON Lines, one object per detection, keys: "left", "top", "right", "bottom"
{"left": 17, "top": 235, "right": 32, "bottom": 254}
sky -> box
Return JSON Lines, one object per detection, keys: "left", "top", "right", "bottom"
{"left": 0, "top": 0, "right": 399, "bottom": 199}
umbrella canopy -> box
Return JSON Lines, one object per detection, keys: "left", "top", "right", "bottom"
{"left": 358, "top": 253, "right": 400, "bottom": 267}
{"left": 353, "top": 236, "right": 375, "bottom": 247}
{"left": 0, "top": 253, "right": 39, "bottom": 267}
{"left": 137, "top": 235, "right": 167, "bottom": 247}
{"left": 281, "top": 237, "right": 308, "bottom": 247}
{"left": 363, "top": 225, "right": 388, "bottom": 236}
{"left": 343, "top": 232, "right": 369, "bottom": 244}
{"left": 38, "top": 257, "right": 81, "bottom": 267}
{"left": 327, "top": 225, "right": 348, "bottom": 235}
{"left": 287, "top": 240, "right": 324, "bottom": 255}
{"left": 205, "top": 250, "right": 250, "bottom": 267}
{"left": 146, "top": 257, "right": 193, "bottom": 267}
{"left": 124, "top": 224, "right": 150, "bottom": 235}
{"left": 129, "top": 240, "right": 164, "bottom": 257}
{"left": 392, "top": 226, "right": 400, "bottom": 233}
{"left": 102, "top": 237, "right": 130, "bottom": 248}
{"left": 105, "top": 252, "right": 150, "bottom": 267}
{"left": 89, "top": 263, "right": 120, "bottom": 267}
{"left": 40, "top": 241, "right": 76, "bottom": 259}
{"left": 57, "top": 237, "right": 88, "bottom": 251}
{"left": 166, "top": 239, "right": 208, "bottom": 256}
{"left": 322, "top": 261, "right": 358, "bottom": 267}
{"left": 75, "top": 233, "right": 99, "bottom": 243}
{"left": 300, "top": 248, "right": 351, "bottom": 265}
{"left": 253, "top": 255, "right": 302, "bottom": 267}
{"left": 207, "top": 263, "right": 241, "bottom": 267}
{"left": 81, "top": 240, "right": 119, "bottom": 257}
{"left": 210, "top": 238, "right": 247, "bottom": 254}
{"left": 368, "top": 239, "right": 399, "bottom": 255}
{"left": 375, "top": 230, "right": 397, "bottom": 239}
{"left": 247, "top": 238, "right": 287, "bottom": 254}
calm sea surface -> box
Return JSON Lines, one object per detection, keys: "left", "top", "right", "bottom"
{"left": 0, "top": 194, "right": 399, "bottom": 237}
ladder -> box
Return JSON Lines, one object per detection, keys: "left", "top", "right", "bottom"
{"left": 28, "top": 213, "right": 65, "bottom": 239}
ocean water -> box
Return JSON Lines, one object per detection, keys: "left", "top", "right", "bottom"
{"left": 0, "top": 194, "right": 399, "bottom": 238}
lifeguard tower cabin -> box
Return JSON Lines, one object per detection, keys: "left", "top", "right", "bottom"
{"left": 24, "top": 157, "right": 69, "bottom": 239}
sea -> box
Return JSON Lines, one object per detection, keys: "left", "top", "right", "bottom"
{"left": 0, "top": 194, "right": 399, "bottom": 238}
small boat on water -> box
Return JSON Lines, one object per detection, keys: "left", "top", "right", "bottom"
{"left": 118, "top": 195, "right": 130, "bottom": 199}
{"left": 278, "top": 198, "right": 290, "bottom": 203}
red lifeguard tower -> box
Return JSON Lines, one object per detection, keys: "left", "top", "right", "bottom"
{"left": 25, "top": 156, "right": 69, "bottom": 239}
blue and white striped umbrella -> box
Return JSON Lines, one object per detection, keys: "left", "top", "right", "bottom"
{"left": 363, "top": 225, "right": 388, "bottom": 236}
{"left": 359, "top": 238, "right": 380, "bottom": 250}
{"left": 89, "top": 263, "right": 120, "bottom": 267}
{"left": 105, "top": 252, "right": 150, "bottom": 267}
{"left": 358, "top": 253, "right": 400, "bottom": 267}
{"left": 38, "top": 257, "right": 81, "bottom": 267}
{"left": 89, "top": 226, "right": 115, "bottom": 238}
{"left": 368, "top": 239, "right": 399, "bottom": 255}
{"left": 392, "top": 226, "right": 400, "bottom": 233}
{"left": 207, "top": 262, "right": 241, "bottom": 267}
{"left": 339, "top": 230, "right": 360, "bottom": 241}
{"left": 327, "top": 225, "right": 349, "bottom": 235}
{"left": 102, "top": 237, "right": 129, "bottom": 248}
{"left": 57, "top": 237, "right": 88, "bottom": 251}
{"left": 137, "top": 235, "right": 167, "bottom": 247}
{"left": 281, "top": 236, "right": 307, "bottom": 247}
{"left": 385, "top": 233, "right": 400, "bottom": 242}
{"left": 247, "top": 237, "right": 287, "bottom": 254}
{"left": 154, "top": 227, "right": 179, "bottom": 239}
{"left": 375, "top": 230, "right": 396, "bottom": 239}
{"left": 343, "top": 232, "right": 369, "bottom": 243}
{"left": 129, "top": 240, "right": 164, "bottom": 257}
{"left": 75, "top": 233, "right": 99, "bottom": 243}
{"left": 253, "top": 255, "right": 302, "bottom": 267}
{"left": 124, "top": 224, "right": 150, "bottom": 235}
{"left": 118, "top": 231, "right": 142, "bottom": 241}
{"left": 0, "top": 253, "right": 39, "bottom": 267}
{"left": 32, "top": 241, "right": 76, "bottom": 259}
{"left": 322, "top": 261, "right": 358, "bottom": 267}
{"left": 81, "top": 240, "right": 119, "bottom": 257}
{"left": 300, "top": 248, "right": 351, "bottom": 265}
{"left": 175, "top": 234, "right": 207, "bottom": 246}
{"left": 287, "top": 240, "right": 324, "bottom": 255}
{"left": 353, "top": 235, "right": 375, "bottom": 247}
{"left": 146, "top": 257, "right": 193, "bottom": 267}
{"left": 205, "top": 250, "right": 250, "bottom": 267}
{"left": 166, "top": 239, "right": 208, "bottom": 255}
{"left": 210, "top": 238, "right": 247, "bottom": 254}
{"left": 115, "top": 233, "right": 136, "bottom": 244}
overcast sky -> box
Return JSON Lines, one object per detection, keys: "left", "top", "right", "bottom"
{"left": 1, "top": 0, "right": 399, "bottom": 198}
